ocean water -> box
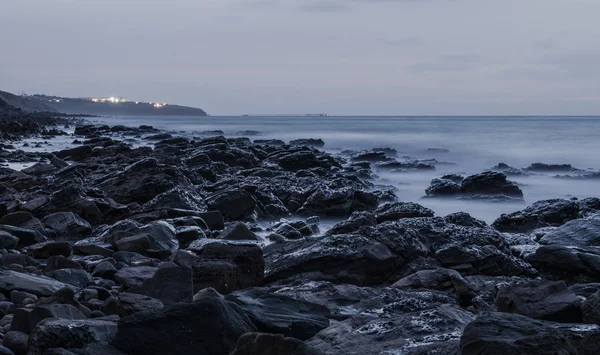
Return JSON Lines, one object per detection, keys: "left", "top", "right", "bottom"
{"left": 86, "top": 115, "right": 600, "bottom": 223}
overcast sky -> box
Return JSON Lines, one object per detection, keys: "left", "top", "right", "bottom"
{"left": 1, "top": 0, "right": 600, "bottom": 115}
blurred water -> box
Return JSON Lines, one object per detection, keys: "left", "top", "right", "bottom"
{"left": 91, "top": 115, "right": 600, "bottom": 223}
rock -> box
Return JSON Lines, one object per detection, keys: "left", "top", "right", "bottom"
{"left": 42, "top": 212, "right": 91, "bottom": 240}
{"left": 0, "top": 231, "right": 18, "bottom": 250}
{"left": 227, "top": 288, "right": 329, "bottom": 340}
{"left": 48, "top": 269, "right": 93, "bottom": 288}
{"left": 10, "top": 304, "right": 86, "bottom": 334}
{"left": 190, "top": 241, "right": 264, "bottom": 294}
{"left": 392, "top": 268, "right": 475, "bottom": 306}
{"left": 91, "top": 261, "right": 117, "bottom": 279}
{"left": 326, "top": 211, "right": 376, "bottom": 235}
{"left": 73, "top": 243, "right": 114, "bottom": 257}
{"left": 127, "top": 266, "right": 193, "bottom": 304}
{"left": 496, "top": 280, "right": 582, "bottom": 323}
{"left": 0, "top": 346, "right": 15, "bottom": 355}
{"left": 230, "top": 333, "right": 318, "bottom": 355}
{"left": 0, "top": 212, "right": 42, "bottom": 230}
{"left": 10, "top": 291, "right": 37, "bottom": 305}
{"left": 55, "top": 145, "right": 93, "bottom": 161}
{"left": 582, "top": 290, "right": 600, "bottom": 324}
{"left": 27, "top": 242, "right": 71, "bottom": 259}
{"left": 44, "top": 255, "right": 82, "bottom": 273}
{"left": 114, "top": 234, "right": 151, "bottom": 254}
{"left": 526, "top": 245, "right": 600, "bottom": 282}
{"left": 197, "top": 211, "right": 225, "bottom": 230}
{"left": 425, "top": 177, "right": 462, "bottom": 197}
{"left": 139, "top": 220, "right": 178, "bottom": 252}
{"left": 492, "top": 198, "right": 582, "bottom": 233}
{"left": 0, "top": 270, "right": 74, "bottom": 297}
{"left": 539, "top": 218, "right": 600, "bottom": 247}
{"left": 289, "top": 138, "right": 324, "bottom": 147}
{"left": 218, "top": 222, "right": 259, "bottom": 241}
{"left": 193, "top": 287, "right": 224, "bottom": 301}
{"left": 525, "top": 163, "right": 575, "bottom": 172}
{"left": 205, "top": 189, "right": 256, "bottom": 221}
{"left": 103, "top": 292, "right": 164, "bottom": 317}
{"left": 28, "top": 318, "right": 117, "bottom": 355}
{"left": 264, "top": 234, "right": 399, "bottom": 285}
{"left": 374, "top": 202, "right": 434, "bottom": 223}
{"left": 461, "top": 171, "right": 523, "bottom": 198}
{"left": 458, "top": 312, "right": 600, "bottom": 355}
{"left": 141, "top": 187, "right": 207, "bottom": 212}
{"left": 298, "top": 188, "right": 378, "bottom": 217}
{"left": 114, "top": 266, "right": 157, "bottom": 288}
{"left": 22, "top": 163, "right": 56, "bottom": 176}
{"left": 2, "top": 331, "right": 27, "bottom": 355}
{"left": 0, "top": 225, "right": 45, "bottom": 248}
{"left": 111, "top": 297, "right": 257, "bottom": 355}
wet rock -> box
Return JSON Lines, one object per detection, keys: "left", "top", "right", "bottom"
{"left": 141, "top": 187, "right": 207, "bottom": 212}
{"left": 425, "top": 177, "right": 462, "bottom": 197}
{"left": 493, "top": 199, "right": 584, "bottom": 233}
{"left": 461, "top": 171, "right": 523, "bottom": 198}
{"left": 2, "top": 331, "right": 27, "bottom": 355}
{"left": 374, "top": 202, "right": 434, "bottom": 223}
{"left": 27, "top": 241, "right": 71, "bottom": 259}
{"left": 42, "top": 212, "right": 91, "bottom": 240}
{"left": 28, "top": 318, "right": 117, "bottom": 355}
{"left": 114, "top": 266, "right": 157, "bottom": 288}
{"left": 0, "top": 212, "right": 42, "bottom": 230}
{"left": 0, "top": 225, "right": 46, "bottom": 248}
{"left": 326, "top": 211, "right": 376, "bottom": 235}
{"left": 444, "top": 212, "right": 487, "bottom": 228}
{"left": 525, "top": 162, "right": 576, "bottom": 172}
{"left": 48, "top": 269, "right": 93, "bottom": 288}
{"left": 226, "top": 288, "right": 330, "bottom": 340}
{"left": 526, "top": 245, "right": 600, "bottom": 282}
{"left": 10, "top": 304, "right": 86, "bottom": 334}
{"left": 0, "top": 270, "right": 74, "bottom": 297}
{"left": 539, "top": 218, "right": 600, "bottom": 247}
{"left": 127, "top": 265, "right": 193, "bottom": 304}
{"left": 114, "top": 234, "right": 151, "bottom": 254}
{"left": 289, "top": 138, "right": 324, "bottom": 148}
{"left": 111, "top": 297, "right": 256, "bottom": 355}
{"left": 190, "top": 240, "right": 264, "bottom": 294}
{"left": 582, "top": 290, "right": 600, "bottom": 324}
{"left": 459, "top": 312, "right": 600, "bottom": 355}
{"left": 206, "top": 189, "right": 256, "bottom": 221}
{"left": 392, "top": 268, "right": 475, "bottom": 307}
{"left": 230, "top": 333, "right": 318, "bottom": 355}
{"left": 44, "top": 255, "right": 82, "bottom": 273}
{"left": 496, "top": 280, "right": 582, "bottom": 323}
{"left": 218, "top": 222, "right": 259, "bottom": 241}
{"left": 264, "top": 234, "right": 399, "bottom": 285}
{"left": 0, "top": 231, "right": 18, "bottom": 250}
{"left": 298, "top": 187, "right": 377, "bottom": 217}
{"left": 103, "top": 292, "right": 164, "bottom": 317}
{"left": 197, "top": 211, "right": 224, "bottom": 230}
{"left": 55, "top": 145, "right": 93, "bottom": 161}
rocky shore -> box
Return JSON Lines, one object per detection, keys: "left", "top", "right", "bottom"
{"left": 1, "top": 109, "right": 600, "bottom": 354}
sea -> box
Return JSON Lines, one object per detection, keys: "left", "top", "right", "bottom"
{"left": 19, "top": 115, "right": 600, "bottom": 224}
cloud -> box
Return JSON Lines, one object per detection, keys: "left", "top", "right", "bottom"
{"left": 533, "top": 39, "right": 556, "bottom": 50}
{"left": 382, "top": 37, "right": 422, "bottom": 47}
{"left": 406, "top": 54, "right": 481, "bottom": 73}
{"left": 299, "top": 1, "right": 351, "bottom": 12}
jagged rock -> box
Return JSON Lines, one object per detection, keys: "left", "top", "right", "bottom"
{"left": 289, "top": 139, "right": 324, "bottom": 148}
{"left": 44, "top": 255, "right": 82, "bottom": 273}
{"left": 2, "top": 331, "right": 28, "bottom": 355}
{"left": 425, "top": 177, "right": 462, "bottom": 197}
{"left": 127, "top": 265, "right": 193, "bottom": 304}
{"left": 459, "top": 312, "right": 600, "bottom": 355}
{"left": 27, "top": 241, "right": 71, "bottom": 259}
{"left": 392, "top": 268, "right": 476, "bottom": 306}
{"left": 103, "top": 292, "right": 164, "bottom": 317}
{"left": 114, "top": 266, "right": 157, "bottom": 288}
{"left": 264, "top": 234, "right": 399, "bottom": 285}
{"left": 42, "top": 212, "right": 91, "bottom": 240}
{"left": 495, "top": 280, "right": 582, "bottom": 322}
{"left": 526, "top": 245, "right": 600, "bottom": 282}
{"left": 326, "top": 211, "right": 376, "bottom": 235}
{"left": 0, "top": 230, "right": 18, "bottom": 250}
{"left": 10, "top": 304, "right": 86, "bottom": 334}
{"left": 206, "top": 189, "right": 256, "bottom": 221}
{"left": 111, "top": 297, "right": 256, "bottom": 355}
{"left": 461, "top": 171, "right": 523, "bottom": 198}
{"left": 298, "top": 187, "right": 378, "bottom": 217}
{"left": 539, "top": 218, "right": 600, "bottom": 247}
{"left": 218, "top": 222, "right": 259, "bottom": 241}
{"left": 583, "top": 290, "right": 600, "bottom": 324}
{"left": 114, "top": 234, "right": 151, "bottom": 254}
{"left": 374, "top": 202, "right": 434, "bottom": 223}
{"left": 226, "top": 288, "right": 330, "bottom": 340}
{"left": 0, "top": 270, "right": 74, "bottom": 297}
{"left": 48, "top": 269, "right": 93, "bottom": 288}
{"left": 493, "top": 199, "right": 583, "bottom": 233}
{"left": 230, "top": 333, "right": 318, "bottom": 355}
{"left": 525, "top": 163, "right": 575, "bottom": 172}
{"left": 28, "top": 318, "right": 117, "bottom": 355}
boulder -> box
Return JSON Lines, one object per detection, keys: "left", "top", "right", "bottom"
{"left": 0, "top": 270, "right": 74, "bottom": 297}
{"left": 2, "top": 331, "right": 28, "bottom": 355}
{"left": 103, "top": 292, "right": 164, "bottom": 317}
{"left": 42, "top": 212, "right": 91, "bottom": 240}
{"left": 425, "top": 178, "right": 462, "bottom": 197}
{"left": 459, "top": 312, "right": 600, "bottom": 355}
{"left": 0, "top": 230, "right": 18, "bottom": 250}
{"left": 190, "top": 240, "right": 264, "bottom": 294}
{"left": 539, "top": 219, "right": 600, "bottom": 247}
{"left": 111, "top": 297, "right": 257, "bottom": 355}
{"left": 298, "top": 188, "right": 378, "bottom": 217}
{"left": 27, "top": 241, "right": 71, "bottom": 259}
{"left": 392, "top": 268, "right": 475, "bottom": 306}
{"left": 218, "top": 222, "right": 259, "bottom": 241}
{"left": 114, "top": 266, "right": 158, "bottom": 288}
{"left": 492, "top": 199, "right": 582, "bottom": 233}
{"left": 374, "top": 202, "right": 434, "bottom": 223}
{"left": 326, "top": 211, "right": 376, "bottom": 235}
{"left": 48, "top": 269, "right": 93, "bottom": 288}
{"left": 526, "top": 245, "right": 600, "bottom": 282}
{"left": 264, "top": 234, "right": 399, "bottom": 285}
{"left": 226, "top": 288, "right": 330, "bottom": 340}
{"left": 28, "top": 318, "right": 117, "bottom": 355}
{"left": 461, "top": 171, "right": 523, "bottom": 198}
{"left": 10, "top": 304, "right": 86, "bottom": 334}
{"left": 230, "top": 333, "right": 318, "bottom": 355}
{"left": 127, "top": 266, "right": 193, "bottom": 304}
{"left": 495, "top": 280, "right": 582, "bottom": 323}
{"left": 115, "top": 234, "right": 151, "bottom": 254}
{"left": 205, "top": 190, "right": 256, "bottom": 221}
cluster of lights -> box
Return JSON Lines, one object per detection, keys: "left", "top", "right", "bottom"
{"left": 91, "top": 97, "right": 127, "bottom": 103}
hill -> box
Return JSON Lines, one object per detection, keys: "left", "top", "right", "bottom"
{"left": 0, "top": 90, "right": 57, "bottom": 112}
{"left": 27, "top": 95, "right": 208, "bottom": 116}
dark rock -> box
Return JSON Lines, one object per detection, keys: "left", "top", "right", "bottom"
{"left": 425, "top": 177, "right": 462, "bottom": 197}
{"left": 103, "top": 292, "right": 164, "bottom": 317}
{"left": 73, "top": 243, "right": 114, "bottom": 257}
{"left": 374, "top": 202, "right": 434, "bottom": 223}
{"left": 127, "top": 266, "right": 193, "bottom": 304}
{"left": 289, "top": 138, "right": 324, "bottom": 148}
{"left": 444, "top": 212, "right": 487, "bottom": 228}
{"left": 0, "top": 212, "right": 42, "bottom": 230}
{"left": 583, "top": 290, "right": 600, "bottom": 324}
{"left": 28, "top": 318, "right": 117, "bottom": 355}
{"left": 230, "top": 333, "right": 318, "bottom": 355}
{"left": 0, "top": 270, "right": 74, "bottom": 297}
{"left": 10, "top": 304, "right": 86, "bottom": 334}
{"left": 44, "top": 255, "right": 82, "bottom": 273}
{"left": 55, "top": 145, "right": 93, "bottom": 161}
{"left": 264, "top": 234, "right": 399, "bottom": 285}
{"left": 493, "top": 199, "right": 583, "bottom": 233}
{"left": 2, "top": 331, "right": 27, "bottom": 355}
{"left": 326, "top": 211, "right": 376, "bottom": 235}
{"left": 226, "top": 288, "right": 330, "bottom": 340}
{"left": 496, "top": 280, "right": 582, "bottom": 323}
{"left": 10, "top": 291, "right": 37, "bottom": 305}
{"left": 0, "top": 225, "right": 45, "bottom": 248}
{"left": 48, "top": 269, "right": 93, "bottom": 288}
{"left": 197, "top": 211, "right": 224, "bottom": 230}
{"left": 114, "top": 234, "right": 151, "bottom": 254}
{"left": 91, "top": 261, "right": 117, "bottom": 280}
{"left": 539, "top": 218, "right": 600, "bottom": 247}
{"left": 525, "top": 163, "right": 575, "bottom": 172}
{"left": 114, "top": 266, "right": 157, "bottom": 288}
{"left": 458, "top": 312, "right": 600, "bottom": 355}
{"left": 190, "top": 241, "right": 264, "bottom": 294}
{"left": 111, "top": 297, "right": 257, "bottom": 355}
{"left": 42, "top": 213, "right": 91, "bottom": 240}
{"left": 526, "top": 245, "right": 600, "bottom": 282}
{"left": 218, "top": 222, "right": 259, "bottom": 241}
{"left": 0, "top": 230, "right": 18, "bottom": 250}
{"left": 206, "top": 190, "right": 256, "bottom": 221}
{"left": 27, "top": 242, "right": 71, "bottom": 259}
{"left": 392, "top": 268, "right": 475, "bottom": 307}
{"left": 298, "top": 188, "right": 378, "bottom": 217}
{"left": 461, "top": 171, "right": 523, "bottom": 198}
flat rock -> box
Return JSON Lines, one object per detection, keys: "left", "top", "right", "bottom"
{"left": 28, "top": 318, "right": 117, "bottom": 355}
{"left": 0, "top": 270, "right": 75, "bottom": 297}
{"left": 539, "top": 218, "right": 600, "bottom": 247}
{"left": 230, "top": 333, "right": 318, "bottom": 355}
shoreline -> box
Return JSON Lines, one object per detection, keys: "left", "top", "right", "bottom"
{"left": 2, "top": 113, "right": 600, "bottom": 353}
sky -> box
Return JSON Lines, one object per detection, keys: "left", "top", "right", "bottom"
{"left": 1, "top": 0, "right": 600, "bottom": 116}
